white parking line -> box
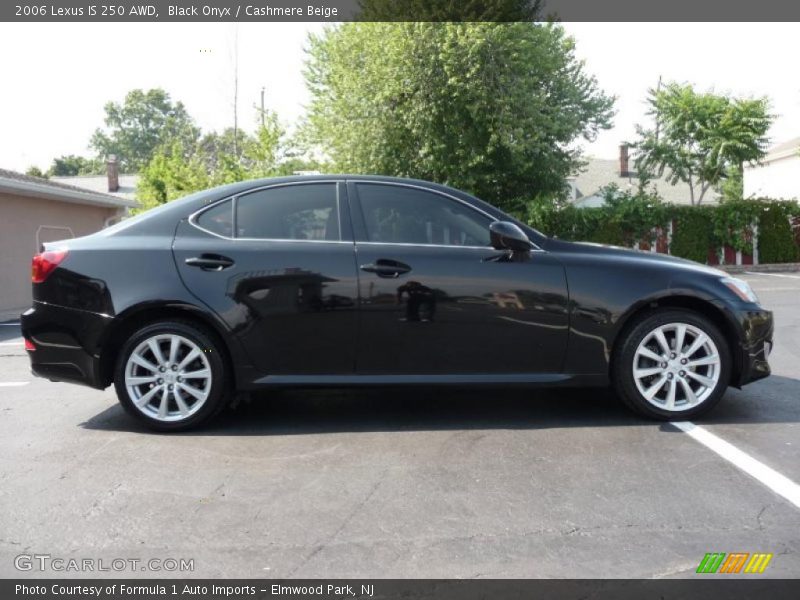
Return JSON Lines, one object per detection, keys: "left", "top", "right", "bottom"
{"left": 744, "top": 271, "right": 800, "bottom": 280}
{"left": 672, "top": 421, "right": 800, "bottom": 509}
{"left": 0, "top": 382, "right": 29, "bottom": 387}
{"left": 0, "top": 340, "right": 22, "bottom": 346}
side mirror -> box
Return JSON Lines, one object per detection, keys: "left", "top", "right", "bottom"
{"left": 489, "top": 221, "right": 533, "bottom": 252}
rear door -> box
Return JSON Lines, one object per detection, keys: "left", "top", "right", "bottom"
{"left": 173, "top": 181, "right": 359, "bottom": 378}
{"left": 348, "top": 181, "right": 569, "bottom": 375}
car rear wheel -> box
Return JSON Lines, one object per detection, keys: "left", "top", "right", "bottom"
{"left": 114, "top": 321, "right": 228, "bottom": 431}
{"left": 613, "top": 310, "right": 731, "bottom": 420}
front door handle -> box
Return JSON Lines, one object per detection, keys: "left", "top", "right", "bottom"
{"left": 185, "top": 254, "right": 235, "bottom": 271}
{"left": 360, "top": 259, "right": 412, "bottom": 278}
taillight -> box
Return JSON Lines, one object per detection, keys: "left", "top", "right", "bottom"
{"left": 31, "top": 248, "right": 68, "bottom": 283}
{"left": 24, "top": 338, "right": 36, "bottom": 352}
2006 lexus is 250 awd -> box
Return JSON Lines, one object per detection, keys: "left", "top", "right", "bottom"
{"left": 21, "top": 175, "right": 773, "bottom": 431}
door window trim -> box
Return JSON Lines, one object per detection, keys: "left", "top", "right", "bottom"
{"left": 188, "top": 180, "right": 351, "bottom": 244}
{"left": 347, "top": 180, "right": 543, "bottom": 251}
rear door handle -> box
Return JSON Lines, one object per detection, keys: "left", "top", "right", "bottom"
{"left": 185, "top": 254, "right": 235, "bottom": 271}
{"left": 360, "top": 259, "right": 412, "bottom": 278}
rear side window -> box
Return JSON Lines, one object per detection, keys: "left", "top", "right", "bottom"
{"left": 196, "top": 199, "right": 234, "bottom": 237}
{"left": 235, "top": 184, "right": 339, "bottom": 241}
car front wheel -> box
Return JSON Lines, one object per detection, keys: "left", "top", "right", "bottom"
{"left": 613, "top": 310, "right": 731, "bottom": 420}
{"left": 114, "top": 320, "right": 228, "bottom": 431}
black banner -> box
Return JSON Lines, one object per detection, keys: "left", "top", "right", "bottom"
{"left": 5, "top": 579, "right": 800, "bottom": 600}
{"left": 3, "top": 0, "right": 800, "bottom": 22}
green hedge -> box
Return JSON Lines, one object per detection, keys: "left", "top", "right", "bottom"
{"left": 758, "top": 204, "right": 800, "bottom": 263}
{"left": 670, "top": 206, "right": 715, "bottom": 263}
{"left": 526, "top": 195, "right": 800, "bottom": 264}
{"left": 527, "top": 187, "right": 670, "bottom": 248}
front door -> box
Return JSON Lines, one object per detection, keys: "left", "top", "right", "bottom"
{"left": 348, "top": 181, "right": 569, "bottom": 375}
{"left": 173, "top": 181, "right": 359, "bottom": 377}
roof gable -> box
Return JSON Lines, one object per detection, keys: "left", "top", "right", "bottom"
{"left": 0, "top": 168, "right": 137, "bottom": 209}
{"left": 569, "top": 159, "right": 720, "bottom": 205}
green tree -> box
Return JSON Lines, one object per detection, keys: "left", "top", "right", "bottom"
{"left": 635, "top": 82, "right": 772, "bottom": 205}
{"left": 303, "top": 22, "right": 614, "bottom": 213}
{"left": 355, "top": 0, "right": 543, "bottom": 21}
{"left": 47, "top": 155, "right": 104, "bottom": 176}
{"left": 25, "top": 166, "right": 47, "bottom": 178}
{"left": 91, "top": 89, "right": 199, "bottom": 172}
{"left": 136, "top": 139, "right": 210, "bottom": 211}
{"left": 196, "top": 128, "right": 251, "bottom": 174}
{"left": 719, "top": 164, "right": 743, "bottom": 202}
{"left": 246, "top": 111, "right": 285, "bottom": 176}
{"left": 136, "top": 110, "right": 292, "bottom": 211}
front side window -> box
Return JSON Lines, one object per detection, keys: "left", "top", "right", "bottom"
{"left": 356, "top": 184, "right": 491, "bottom": 247}
{"left": 235, "top": 183, "right": 339, "bottom": 241}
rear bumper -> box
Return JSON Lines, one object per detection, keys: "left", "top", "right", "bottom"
{"left": 735, "top": 307, "right": 773, "bottom": 386}
{"left": 20, "top": 301, "right": 111, "bottom": 389}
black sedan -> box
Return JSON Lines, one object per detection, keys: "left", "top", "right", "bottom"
{"left": 21, "top": 175, "right": 773, "bottom": 430}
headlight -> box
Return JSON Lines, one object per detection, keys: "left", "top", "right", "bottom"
{"left": 720, "top": 277, "right": 759, "bottom": 303}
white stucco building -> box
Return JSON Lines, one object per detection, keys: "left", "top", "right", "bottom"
{"left": 744, "top": 137, "right": 800, "bottom": 200}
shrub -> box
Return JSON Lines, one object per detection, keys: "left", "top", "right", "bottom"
{"left": 527, "top": 185, "right": 667, "bottom": 248}
{"left": 670, "top": 206, "right": 715, "bottom": 263}
{"left": 526, "top": 196, "right": 800, "bottom": 264}
{"left": 712, "top": 198, "right": 761, "bottom": 255}
{"left": 758, "top": 204, "right": 799, "bottom": 263}
{"left": 586, "top": 218, "right": 627, "bottom": 246}
{"left": 602, "top": 186, "right": 669, "bottom": 246}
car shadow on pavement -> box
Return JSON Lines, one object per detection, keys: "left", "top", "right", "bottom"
{"left": 80, "top": 375, "right": 800, "bottom": 436}
{"left": 0, "top": 324, "right": 21, "bottom": 343}
{"left": 699, "top": 375, "right": 800, "bottom": 425}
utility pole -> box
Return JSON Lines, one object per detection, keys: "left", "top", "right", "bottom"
{"left": 260, "top": 87, "right": 265, "bottom": 128}
{"left": 232, "top": 25, "right": 239, "bottom": 159}
{"left": 654, "top": 75, "right": 662, "bottom": 142}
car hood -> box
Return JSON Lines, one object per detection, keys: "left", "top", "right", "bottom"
{"left": 545, "top": 238, "right": 727, "bottom": 278}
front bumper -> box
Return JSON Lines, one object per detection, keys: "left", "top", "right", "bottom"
{"left": 734, "top": 307, "right": 773, "bottom": 386}
{"left": 20, "top": 301, "right": 112, "bottom": 389}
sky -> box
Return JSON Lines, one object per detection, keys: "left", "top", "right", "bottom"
{"left": 0, "top": 22, "right": 798, "bottom": 172}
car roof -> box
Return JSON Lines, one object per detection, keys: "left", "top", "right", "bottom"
{"left": 110, "top": 175, "right": 480, "bottom": 232}
{"left": 206, "top": 173, "right": 469, "bottom": 194}
{"left": 101, "top": 174, "right": 548, "bottom": 246}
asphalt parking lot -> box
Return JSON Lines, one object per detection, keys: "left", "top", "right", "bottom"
{"left": 0, "top": 272, "right": 798, "bottom": 579}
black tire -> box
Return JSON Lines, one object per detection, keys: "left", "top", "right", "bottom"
{"left": 113, "top": 320, "right": 229, "bottom": 431}
{"left": 612, "top": 309, "right": 731, "bottom": 420}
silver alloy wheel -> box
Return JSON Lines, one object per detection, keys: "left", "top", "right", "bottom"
{"left": 632, "top": 322, "right": 721, "bottom": 412}
{"left": 124, "top": 333, "right": 212, "bottom": 422}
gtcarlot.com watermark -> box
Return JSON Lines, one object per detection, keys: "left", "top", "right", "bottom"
{"left": 14, "top": 553, "right": 194, "bottom": 573}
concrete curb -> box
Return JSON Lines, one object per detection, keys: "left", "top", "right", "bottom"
{"left": 718, "top": 263, "right": 800, "bottom": 274}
